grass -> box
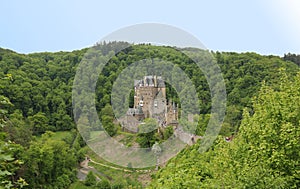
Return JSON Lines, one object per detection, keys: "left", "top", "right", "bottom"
{"left": 119, "top": 133, "right": 136, "bottom": 147}
{"left": 85, "top": 146, "right": 133, "bottom": 170}
{"left": 69, "top": 181, "right": 90, "bottom": 189}
{"left": 90, "top": 131, "right": 103, "bottom": 140}
{"left": 50, "top": 131, "right": 72, "bottom": 140}
{"left": 84, "top": 146, "right": 152, "bottom": 187}
{"left": 35, "top": 131, "right": 72, "bottom": 142}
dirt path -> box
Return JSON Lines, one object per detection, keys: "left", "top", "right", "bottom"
{"left": 89, "top": 159, "right": 134, "bottom": 172}
{"left": 77, "top": 157, "right": 107, "bottom": 181}
{"left": 89, "top": 158, "right": 152, "bottom": 173}
{"left": 78, "top": 156, "right": 152, "bottom": 181}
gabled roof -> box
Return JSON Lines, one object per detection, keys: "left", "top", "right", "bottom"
{"left": 134, "top": 76, "right": 165, "bottom": 88}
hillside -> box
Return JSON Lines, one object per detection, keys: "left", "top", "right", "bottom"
{"left": 0, "top": 42, "right": 299, "bottom": 188}
{"left": 149, "top": 71, "right": 300, "bottom": 188}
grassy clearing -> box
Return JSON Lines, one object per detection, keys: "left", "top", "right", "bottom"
{"left": 50, "top": 131, "right": 72, "bottom": 140}
{"left": 35, "top": 131, "right": 72, "bottom": 142}
{"left": 90, "top": 131, "right": 103, "bottom": 140}
{"left": 84, "top": 146, "right": 152, "bottom": 187}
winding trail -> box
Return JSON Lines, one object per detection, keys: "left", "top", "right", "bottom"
{"left": 89, "top": 159, "right": 134, "bottom": 172}
{"left": 89, "top": 158, "right": 152, "bottom": 173}
{"left": 77, "top": 156, "right": 152, "bottom": 181}
{"left": 77, "top": 157, "right": 108, "bottom": 181}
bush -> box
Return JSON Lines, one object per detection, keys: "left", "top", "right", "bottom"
{"left": 85, "top": 171, "right": 96, "bottom": 186}
{"left": 96, "top": 178, "right": 111, "bottom": 189}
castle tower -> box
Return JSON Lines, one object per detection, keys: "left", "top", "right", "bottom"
{"left": 129, "top": 75, "right": 178, "bottom": 130}
{"left": 134, "top": 76, "right": 166, "bottom": 118}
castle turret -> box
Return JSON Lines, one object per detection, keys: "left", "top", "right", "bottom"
{"left": 129, "top": 75, "right": 178, "bottom": 130}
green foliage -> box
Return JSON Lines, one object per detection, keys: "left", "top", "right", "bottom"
{"left": 0, "top": 48, "right": 86, "bottom": 133}
{"left": 94, "top": 44, "right": 298, "bottom": 135}
{"left": 84, "top": 147, "right": 144, "bottom": 188}
{"left": 195, "top": 114, "right": 210, "bottom": 136}
{"left": 96, "top": 178, "right": 111, "bottom": 189}
{"left": 215, "top": 52, "right": 299, "bottom": 133}
{"left": 1, "top": 43, "right": 300, "bottom": 188}
{"left": 23, "top": 132, "right": 77, "bottom": 188}
{"left": 28, "top": 112, "right": 50, "bottom": 135}
{"left": 1, "top": 44, "right": 298, "bottom": 136}
{"left": 101, "top": 115, "right": 117, "bottom": 137}
{"left": 85, "top": 171, "right": 97, "bottom": 186}
{"left": 0, "top": 95, "right": 12, "bottom": 128}
{"left": 111, "top": 181, "right": 125, "bottom": 189}
{"left": 137, "top": 118, "right": 158, "bottom": 148}
{"left": 69, "top": 181, "right": 92, "bottom": 189}
{"left": 0, "top": 140, "right": 27, "bottom": 189}
{"left": 0, "top": 92, "right": 27, "bottom": 188}
{"left": 99, "top": 104, "right": 118, "bottom": 136}
{"left": 283, "top": 53, "right": 300, "bottom": 66}
{"left": 162, "top": 126, "right": 174, "bottom": 140}
{"left": 149, "top": 70, "right": 300, "bottom": 188}
{"left": 0, "top": 74, "right": 28, "bottom": 189}
{"left": 4, "top": 110, "right": 32, "bottom": 147}
{"left": 234, "top": 70, "right": 300, "bottom": 188}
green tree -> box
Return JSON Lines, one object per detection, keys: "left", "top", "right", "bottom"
{"left": 85, "top": 171, "right": 96, "bottom": 186}
{"left": 4, "top": 110, "right": 32, "bottom": 147}
{"left": 77, "top": 115, "right": 91, "bottom": 140}
{"left": 0, "top": 141, "right": 27, "bottom": 189}
{"left": 28, "top": 112, "right": 50, "bottom": 135}
{"left": 0, "top": 95, "right": 12, "bottom": 128}
{"left": 23, "top": 132, "right": 76, "bottom": 188}
{"left": 162, "top": 126, "right": 174, "bottom": 140}
{"left": 101, "top": 115, "right": 117, "bottom": 136}
{"left": 97, "top": 178, "right": 111, "bottom": 189}
{"left": 233, "top": 72, "right": 300, "bottom": 188}
{"left": 100, "top": 104, "right": 114, "bottom": 118}
{"left": 136, "top": 118, "right": 158, "bottom": 148}
{"left": 0, "top": 90, "right": 27, "bottom": 188}
{"left": 149, "top": 70, "right": 300, "bottom": 188}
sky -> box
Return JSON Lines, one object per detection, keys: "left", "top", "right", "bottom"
{"left": 1, "top": 0, "right": 299, "bottom": 56}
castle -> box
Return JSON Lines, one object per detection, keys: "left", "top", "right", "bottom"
{"left": 120, "top": 76, "right": 178, "bottom": 133}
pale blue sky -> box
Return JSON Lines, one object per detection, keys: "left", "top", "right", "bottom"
{"left": 1, "top": 0, "right": 299, "bottom": 55}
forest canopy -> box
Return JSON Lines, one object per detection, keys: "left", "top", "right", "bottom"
{"left": 0, "top": 42, "right": 299, "bottom": 188}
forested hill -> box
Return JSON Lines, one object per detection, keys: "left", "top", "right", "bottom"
{"left": 149, "top": 69, "right": 300, "bottom": 189}
{"left": 0, "top": 43, "right": 299, "bottom": 188}
{"left": 0, "top": 44, "right": 298, "bottom": 136}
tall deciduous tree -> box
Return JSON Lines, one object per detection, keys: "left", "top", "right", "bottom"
{"left": 23, "top": 131, "right": 76, "bottom": 188}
